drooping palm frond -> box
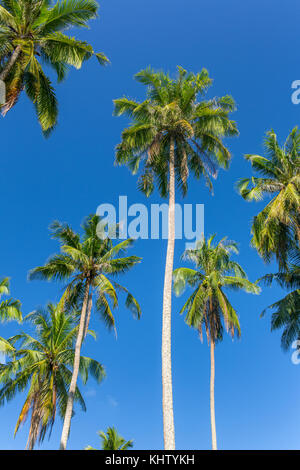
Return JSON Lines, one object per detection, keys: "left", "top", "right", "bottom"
{"left": 114, "top": 66, "right": 238, "bottom": 198}
{"left": 29, "top": 215, "right": 142, "bottom": 332}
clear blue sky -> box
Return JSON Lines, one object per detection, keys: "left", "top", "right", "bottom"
{"left": 0, "top": 0, "right": 299, "bottom": 450}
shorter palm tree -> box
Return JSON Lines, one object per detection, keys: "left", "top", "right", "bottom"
{"left": 237, "top": 128, "right": 300, "bottom": 266}
{"left": 173, "top": 235, "right": 260, "bottom": 450}
{"left": 85, "top": 427, "right": 133, "bottom": 450}
{"left": 0, "top": 303, "right": 104, "bottom": 449}
{"left": 0, "top": 277, "right": 22, "bottom": 323}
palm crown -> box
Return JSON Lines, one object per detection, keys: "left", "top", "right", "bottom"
{"left": 29, "top": 215, "right": 141, "bottom": 333}
{"left": 173, "top": 235, "right": 260, "bottom": 341}
{"left": 86, "top": 426, "right": 133, "bottom": 450}
{"left": 0, "top": 303, "right": 104, "bottom": 449}
{"left": 114, "top": 66, "right": 238, "bottom": 196}
{"left": 0, "top": 277, "right": 22, "bottom": 323}
{"left": 0, "top": 0, "right": 108, "bottom": 133}
{"left": 237, "top": 128, "right": 300, "bottom": 265}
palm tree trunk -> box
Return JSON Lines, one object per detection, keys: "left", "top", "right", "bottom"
{"left": 59, "top": 280, "right": 90, "bottom": 450}
{"left": 26, "top": 392, "right": 41, "bottom": 450}
{"left": 210, "top": 339, "right": 217, "bottom": 450}
{"left": 161, "top": 137, "right": 176, "bottom": 450}
{"left": 0, "top": 45, "right": 22, "bottom": 81}
{"left": 83, "top": 293, "right": 93, "bottom": 338}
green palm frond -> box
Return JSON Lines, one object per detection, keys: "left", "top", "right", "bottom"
{"left": 38, "top": 0, "right": 99, "bottom": 34}
{"left": 42, "top": 32, "right": 97, "bottom": 68}
{"left": 0, "top": 277, "right": 22, "bottom": 323}
{"left": 78, "top": 356, "right": 105, "bottom": 384}
{"left": 0, "top": 302, "right": 104, "bottom": 449}
{"left": 264, "top": 290, "right": 300, "bottom": 351}
{"left": 96, "top": 292, "right": 116, "bottom": 331}
{"left": 173, "top": 267, "right": 199, "bottom": 296}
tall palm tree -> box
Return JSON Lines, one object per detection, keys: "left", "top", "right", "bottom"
{"left": 173, "top": 235, "right": 260, "bottom": 449}
{"left": 0, "top": 277, "right": 22, "bottom": 323}
{"left": 114, "top": 66, "right": 238, "bottom": 449}
{"left": 29, "top": 214, "right": 141, "bottom": 450}
{"left": 237, "top": 128, "right": 300, "bottom": 267}
{"left": 85, "top": 426, "right": 133, "bottom": 450}
{"left": 0, "top": 303, "right": 104, "bottom": 449}
{"left": 0, "top": 0, "right": 108, "bottom": 133}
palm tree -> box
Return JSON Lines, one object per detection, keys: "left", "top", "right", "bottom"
{"left": 237, "top": 128, "right": 300, "bottom": 350}
{"left": 173, "top": 235, "right": 260, "bottom": 450}
{"left": 0, "top": 277, "right": 22, "bottom": 323}
{"left": 114, "top": 66, "right": 238, "bottom": 449}
{"left": 29, "top": 214, "right": 141, "bottom": 450}
{"left": 85, "top": 426, "right": 133, "bottom": 450}
{"left": 0, "top": 0, "right": 108, "bottom": 133}
{"left": 237, "top": 128, "right": 300, "bottom": 267}
{"left": 0, "top": 303, "right": 104, "bottom": 449}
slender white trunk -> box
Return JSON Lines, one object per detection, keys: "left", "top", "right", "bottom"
{"left": 83, "top": 293, "right": 93, "bottom": 338}
{"left": 0, "top": 45, "right": 22, "bottom": 81}
{"left": 59, "top": 281, "right": 90, "bottom": 450}
{"left": 210, "top": 340, "right": 217, "bottom": 450}
{"left": 161, "top": 138, "right": 176, "bottom": 450}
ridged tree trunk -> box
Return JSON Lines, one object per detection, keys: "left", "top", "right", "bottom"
{"left": 83, "top": 293, "right": 93, "bottom": 338}
{"left": 162, "top": 137, "right": 176, "bottom": 450}
{"left": 0, "top": 45, "right": 22, "bottom": 81}
{"left": 210, "top": 339, "right": 217, "bottom": 450}
{"left": 59, "top": 280, "right": 90, "bottom": 450}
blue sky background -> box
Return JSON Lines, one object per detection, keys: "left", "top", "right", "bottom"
{"left": 0, "top": 0, "right": 299, "bottom": 450}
